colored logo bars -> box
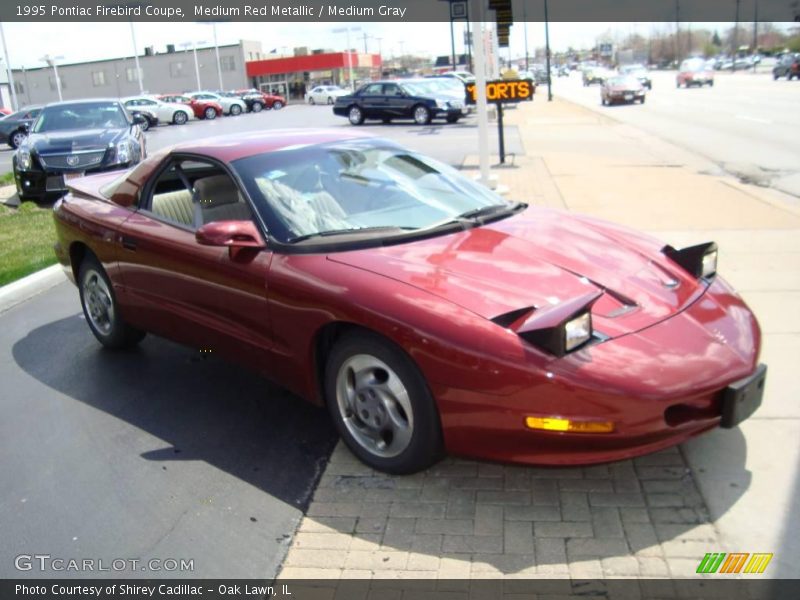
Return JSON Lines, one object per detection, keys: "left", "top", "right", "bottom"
{"left": 697, "top": 552, "right": 773, "bottom": 574}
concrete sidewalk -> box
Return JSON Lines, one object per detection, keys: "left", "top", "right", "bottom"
{"left": 278, "top": 98, "right": 800, "bottom": 580}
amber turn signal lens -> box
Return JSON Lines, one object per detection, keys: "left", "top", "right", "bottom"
{"left": 525, "top": 416, "right": 615, "bottom": 433}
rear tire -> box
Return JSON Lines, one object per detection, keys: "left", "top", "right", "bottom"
{"left": 272, "top": 101, "right": 284, "bottom": 110}
{"left": 9, "top": 129, "right": 27, "bottom": 149}
{"left": 78, "top": 255, "right": 145, "bottom": 349}
{"left": 172, "top": 111, "right": 188, "bottom": 125}
{"left": 324, "top": 331, "right": 444, "bottom": 474}
{"left": 204, "top": 106, "right": 217, "bottom": 120}
{"left": 251, "top": 102, "right": 263, "bottom": 113}
{"left": 229, "top": 104, "right": 242, "bottom": 116}
{"left": 308, "top": 97, "right": 316, "bottom": 105}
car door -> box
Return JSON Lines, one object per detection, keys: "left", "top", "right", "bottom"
{"left": 382, "top": 83, "right": 412, "bottom": 118}
{"left": 356, "top": 83, "right": 387, "bottom": 118}
{"left": 115, "top": 155, "right": 274, "bottom": 370}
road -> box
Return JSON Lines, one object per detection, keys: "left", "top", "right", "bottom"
{"left": 551, "top": 70, "right": 800, "bottom": 198}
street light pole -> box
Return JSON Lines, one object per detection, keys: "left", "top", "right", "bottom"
{"left": 733, "top": 0, "right": 740, "bottom": 73}
{"left": 41, "top": 54, "right": 63, "bottom": 101}
{"left": 0, "top": 23, "right": 18, "bottom": 110}
{"left": 523, "top": 0, "right": 529, "bottom": 72}
{"left": 212, "top": 23, "right": 223, "bottom": 90}
{"left": 180, "top": 42, "right": 203, "bottom": 90}
{"left": 129, "top": 21, "right": 144, "bottom": 94}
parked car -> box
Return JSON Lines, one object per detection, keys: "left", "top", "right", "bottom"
{"left": 13, "top": 99, "right": 146, "bottom": 202}
{"left": 438, "top": 70, "right": 476, "bottom": 84}
{"left": 677, "top": 58, "right": 715, "bottom": 87}
{"left": 52, "top": 131, "right": 765, "bottom": 474}
{"left": 773, "top": 53, "right": 800, "bottom": 80}
{"left": 157, "top": 94, "right": 223, "bottom": 120}
{"left": 233, "top": 88, "right": 286, "bottom": 110}
{"left": 618, "top": 64, "right": 652, "bottom": 89}
{"left": 305, "top": 85, "right": 350, "bottom": 105}
{"left": 125, "top": 107, "right": 158, "bottom": 131}
{"left": 0, "top": 105, "right": 42, "bottom": 149}
{"left": 188, "top": 92, "right": 246, "bottom": 116}
{"left": 601, "top": 75, "right": 646, "bottom": 105}
{"left": 122, "top": 96, "right": 194, "bottom": 125}
{"left": 333, "top": 80, "right": 466, "bottom": 125}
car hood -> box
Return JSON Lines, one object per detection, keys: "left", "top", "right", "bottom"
{"left": 29, "top": 128, "right": 128, "bottom": 154}
{"left": 328, "top": 208, "right": 705, "bottom": 340}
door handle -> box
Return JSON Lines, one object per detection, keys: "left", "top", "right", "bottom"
{"left": 121, "top": 236, "right": 137, "bottom": 251}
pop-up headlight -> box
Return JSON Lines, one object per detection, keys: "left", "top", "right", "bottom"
{"left": 662, "top": 241, "right": 718, "bottom": 279}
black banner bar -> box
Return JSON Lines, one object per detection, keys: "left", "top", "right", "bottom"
{"left": 1, "top": 0, "right": 798, "bottom": 22}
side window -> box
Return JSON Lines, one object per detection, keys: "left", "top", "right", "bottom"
{"left": 383, "top": 84, "right": 401, "bottom": 96}
{"left": 360, "top": 84, "right": 383, "bottom": 96}
{"left": 146, "top": 158, "right": 253, "bottom": 229}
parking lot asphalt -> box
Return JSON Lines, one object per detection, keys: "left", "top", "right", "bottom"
{"left": 0, "top": 283, "right": 337, "bottom": 578}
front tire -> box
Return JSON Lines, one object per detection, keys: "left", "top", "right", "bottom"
{"left": 325, "top": 332, "right": 444, "bottom": 474}
{"left": 446, "top": 115, "right": 460, "bottom": 124}
{"left": 348, "top": 105, "right": 364, "bottom": 125}
{"left": 229, "top": 104, "right": 243, "bottom": 116}
{"left": 308, "top": 97, "right": 316, "bottom": 105}
{"left": 204, "top": 106, "right": 217, "bottom": 120}
{"left": 78, "top": 255, "right": 145, "bottom": 349}
{"left": 251, "top": 101, "right": 263, "bottom": 113}
{"left": 413, "top": 105, "right": 432, "bottom": 125}
{"left": 9, "top": 129, "right": 27, "bottom": 149}
{"left": 172, "top": 111, "right": 188, "bottom": 125}
{"left": 272, "top": 100, "right": 284, "bottom": 110}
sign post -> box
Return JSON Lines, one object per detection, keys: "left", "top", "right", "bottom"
{"left": 465, "top": 79, "right": 535, "bottom": 164}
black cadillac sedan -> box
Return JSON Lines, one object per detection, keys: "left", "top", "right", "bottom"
{"left": 333, "top": 80, "right": 466, "bottom": 126}
{"left": 13, "top": 99, "right": 147, "bottom": 202}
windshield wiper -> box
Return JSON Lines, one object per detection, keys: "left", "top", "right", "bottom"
{"left": 456, "top": 202, "right": 523, "bottom": 221}
{"left": 287, "top": 226, "right": 416, "bottom": 244}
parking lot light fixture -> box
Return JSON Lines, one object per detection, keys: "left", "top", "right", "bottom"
{"left": 40, "top": 54, "right": 65, "bottom": 102}
{"left": 333, "top": 26, "right": 361, "bottom": 91}
{"left": 0, "top": 23, "right": 18, "bottom": 111}
{"left": 180, "top": 41, "right": 206, "bottom": 91}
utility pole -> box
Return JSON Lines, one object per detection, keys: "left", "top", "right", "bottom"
{"left": 129, "top": 21, "right": 144, "bottom": 94}
{"left": 752, "top": 0, "right": 759, "bottom": 72}
{"left": 545, "top": 0, "right": 552, "bottom": 101}
{"left": 675, "top": 0, "right": 680, "bottom": 62}
{"left": 733, "top": 0, "right": 740, "bottom": 73}
{"left": 522, "top": 0, "right": 529, "bottom": 72}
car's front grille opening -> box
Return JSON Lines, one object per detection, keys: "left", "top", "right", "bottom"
{"left": 664, "top": 399, "right": 720, "bottom": 427}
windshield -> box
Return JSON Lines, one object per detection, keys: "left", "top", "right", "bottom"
{"left": 401, "top": 81, "right": 440, "bottom": 96}
{"left": 33, "top": 102, "right": 128, "bottom": 133}
{"left": 681, "top": 59, "right": 706, "bottom": 72}
{"left": 233, "top": 140, "right": 511, "bottom": 244}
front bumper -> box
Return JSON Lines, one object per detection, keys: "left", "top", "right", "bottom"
{"left": 15, "top": 161, "right": 133, "bottom": 196}
{"left": 435, "top": 277, "right": 763, "bottom": 466}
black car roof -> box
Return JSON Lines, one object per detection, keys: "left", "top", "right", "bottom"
{"left": 42, "top": 98, "right": 122, "bottom": 109}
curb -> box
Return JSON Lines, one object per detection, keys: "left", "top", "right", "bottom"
{"left": 0, "top": 265, "right": 67, "bottom": 315}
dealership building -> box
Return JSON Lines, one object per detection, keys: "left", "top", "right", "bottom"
{"left": 246, "top": 49, "right": 382, "bottom": 99}
{"left": 10, "top": 40, "right": 264, "bottom": 106}
{"left": 9, "top": 41, "right": 382, "bottom": 108}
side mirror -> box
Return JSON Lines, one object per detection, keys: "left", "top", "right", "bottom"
{"left": 132, "top": 113, "right": 148, "bottom": 125}
{"left": 196, "top": 220, "right": 265, "bottom": 249}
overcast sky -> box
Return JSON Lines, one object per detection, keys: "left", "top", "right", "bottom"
{"left": 0, "top": 21, "right": 770, "bottom": 69}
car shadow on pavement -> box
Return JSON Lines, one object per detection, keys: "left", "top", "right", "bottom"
{"left": 12, "top": 313, "right": 338, "bottom": 511}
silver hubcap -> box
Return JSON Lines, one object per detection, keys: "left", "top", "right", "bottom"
{"left": 176, "top": 113, "right": 186, "bottom": 123}
{"left": 205, "top": 108, "right": 215, "bottom": 118}
{"left": 414, "top": 107, "right": 428, "bottom": 123}
{"left": 274, "top": 102, "right": 283, "bottom": 109}
{"left": 83, "top": 270, "right": 114, "bottom": 335}
{"left": 336, "top": 355, "right": 413, "bottom": 458}
{"left": 349, "top": 108, "right": 361, "bottom": 123}
{"left": 12, "top": 132, "right": 25, "bottom": 146}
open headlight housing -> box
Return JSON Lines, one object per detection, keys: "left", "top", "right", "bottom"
{"left": 111, "top": 141, "right": 131, "bottom": 165}
{"left": 662, "top": 241, "right": 718, "bottom": 279}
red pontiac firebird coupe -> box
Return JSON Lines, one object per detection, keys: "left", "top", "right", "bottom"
{"left": 52, "top": 130, "right": 766, "bottom": 474}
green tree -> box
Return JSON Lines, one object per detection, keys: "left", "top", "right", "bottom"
{"left": 712, "top": 31, "right": 722, "bottom": 46}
